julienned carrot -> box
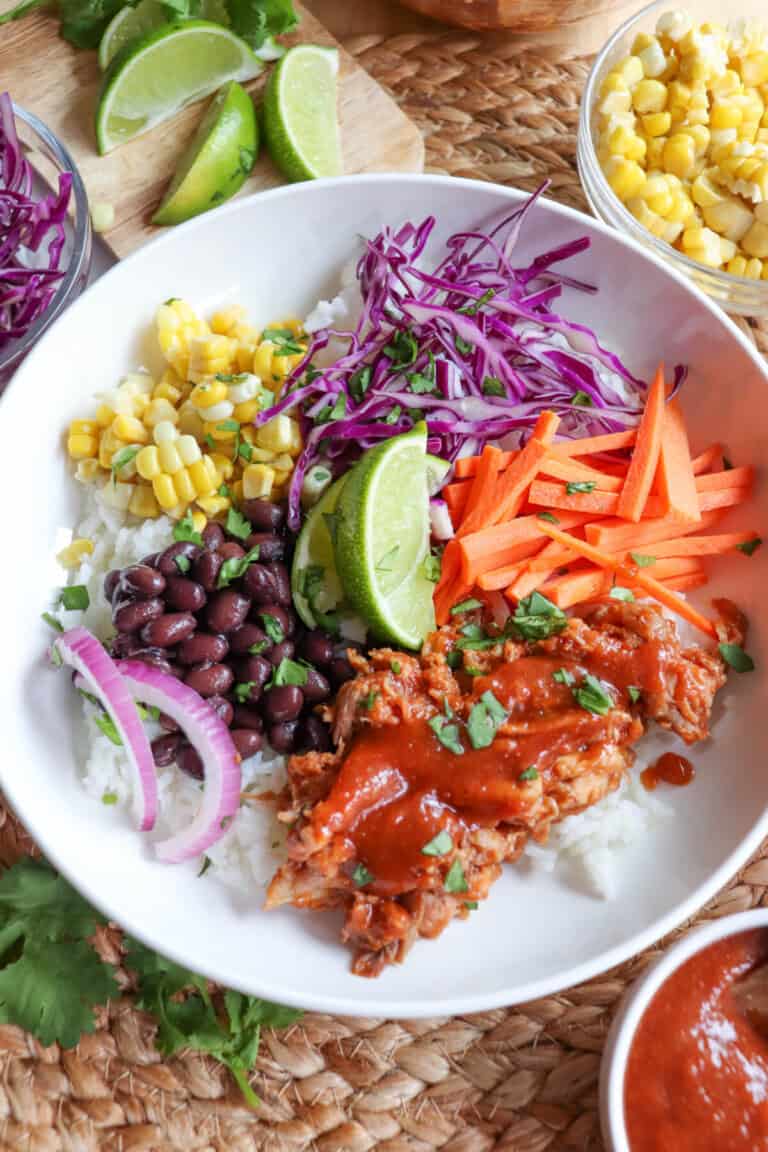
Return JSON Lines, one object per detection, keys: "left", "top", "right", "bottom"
{"left": 434, "top": 539, "right": 462, "bottom": 624}
{"left": 454, "top": 448, "right": 517, "bottom": 480}
{"left": 538, "top": 456, "right": 624, "bottom": 492}
{"left": 616, "top": 562, "right": 716, "bottom": 637}
{"left": 528, "top": 545, "right": 584, "bottom": 572}
{"left": 533, "top": 521, "right": 621, "bottom": 572}
{"left": 550, "top": 429, "right": 637, "bottom": 457}
{"left": 457, "top": 444, "right": 504, "bottom": 537}
{"left": 585, "top": 509, "right": 724, "bottom": 552}
{"left": 663, "top": 572, "right": 708, "bottom": 594}
{"left": 617, "top": 364, "right": 666, "bottom": 522}
{"left": 633, "top": 557, "right": 705, "bottom": 580}
{"left": 528, "top": 480, "right": 622, "bottom": 515}
{"left": 623, "top": 532, "right": 760, "bottom": 560}
{"left": 491, "top": 411, "right": 560, "bottom": 525}
{"left": 691, "top": 444, "right": 723, "bottom": 475}
{"left": 478, "top": 554, "right": 542, "bottom": 592}
{"left": 697, "top": 487, "right": 752, "bottom": 512}
{"left": 695, "top": 466, "right": 753, "bottom": 492}
{"left": 656, "top": 397, "right": 700, "bottom": 524}
{"left": 542, "top": 569, "right": 610, "bottom": 609}
{"left": 457, "top": 509, "right": 593, "bottom": 584}
{"left": 443, "top": 481, "right": 469, "bottom": 516}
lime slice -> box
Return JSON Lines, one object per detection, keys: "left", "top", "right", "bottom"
{"left": 95, "top": 21, "right": 262, "bottom": 155}
{"left": 153, "top": 81, "right": 257, "bottom": 225}
{"left": 98, "top": 0, "right": 233, "bottom": 70}
{"left": 334, "top": 425, "right": 436, "bottom": 649}
{"left": 263, "top": 44, "right": 342, "bottom": 182}
{"left": 291, "top": 474, "right": 349, "bottom": 630}
{"left": 426, "top": 454, "right": 450, "bottom": 494}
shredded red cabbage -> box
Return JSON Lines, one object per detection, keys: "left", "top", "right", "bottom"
{"left": 1, "top": 92, "right": 72, "bottom": 351}
{"left": 255, "top": 185, "right": 685, "bottom": 529}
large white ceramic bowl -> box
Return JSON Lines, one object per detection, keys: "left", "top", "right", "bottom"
{"left": 2, "top": 175, "right": 766, "bottom": 1017}
{"left": 600, "top": 909, "right": 768, "bottom": 1151}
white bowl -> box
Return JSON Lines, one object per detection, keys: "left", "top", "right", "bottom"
{"left": 2, "top": 175, "right": 767, "bottom": 1018}
{"left": 600, "top": 909, "right": 768, "bottom": 1151}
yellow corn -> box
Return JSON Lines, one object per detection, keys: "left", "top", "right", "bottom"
{"left": 98, "top": 430, "right": 120, "bottom": 470}
{"left": 246, "top": 446, "right": 275, "bottom": 463}
{"left": 702, "top": 197, "right": 755, "bottom": 241}
{"left": 75, "top": 459, "right": 101, "bottom": 483}
{"left": 242, "top": 463, "right": 275, "bottom": 500}
{"left": 177, "top": 435, "right": 202, "bottom": 465}
{"left": 93, "top": 404, "right": 114, "bottom": 428}
{"left": 68, "top": 432, "right": 99, "bottom": 460}
{"left": 144, "top": 398, "right": 179, "bottom": 428}
{"left": 233, "top": 399, "right": 261, "bottom": 423}
{"left": 152, "top": 377, "right": 183, "bottom": 405}
{"left": 57, "top": 538, "right": 93, "bottom": 569}
{"left": 632, "top": 79, "right": 668, "bottom": 114}
{"left": 663, "top": 134, "right": 697, "bottom": 179}
{"left": 158, "top": 441, "right": 183, "bottom": 474}
{"left": 642, "top": 111, "right": 672, "bottom": 137}
{"left": 173, "top": 467, "right": 197, "bottom": 504}
{"left": 203, "top": 419, "right": 237, "bottom": 443}
{"left": 231, "top": 479, "right": 244, "bottom": 505}
{"left": 136, "top": 446, "right": 161, "bottom": 480}
{"left": 727, "top": 254, "right": 749, "bottom": 276}
{"left": 210, "top": 452, "right": 234, "bottom": 481}
{"left": 210, "top": 305, "right": 246, "bottom": 336}
{"left": 177, "top": 403, "right": 205, "bottom": 440}
{"left": 742, "top": 53, "right": 768, "bottom": 87}
{"left": 190, "top": 510, "right": 207, "bottom": 534}
{"left": 742, "top": 218, "right": 768, "bottom": 257}
{"left": 188, "top": 335, "right": 236, "bottom": 383}
{"left": 188, "top": 458, "right": 218, "bottom": 497}
{"left": 152, "top": 420, "right": 177, "bottom": 445}
{"left": 197, "top": 494, "right": 231, "bottom": 517}
{"left": 112, "top": 414, "right": 149, "bottom": 444}
{"left": 603, "top": 155, "right": 647, "bottom": 199}
{"left": 152, "top": 474, "right": 179, "bottom": 510}
{"left": 69, "top": 419, "right": 98, "bottom": 437}
{"left": 129, "top": 484, "right": 160, "bottom": 518}
{"left": 608, "top": 125, "right": 647, "bottom": 163}
{"left": 190, "top": 380, "right": 229, "bottom": 409}
{"left": 255, "top": 414, "right": 302, "bottom": 455}
{"left": 617, "top": 55, "right": 644, "bottom": 86}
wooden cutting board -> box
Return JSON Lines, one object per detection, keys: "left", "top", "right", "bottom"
{"left": 0, "top": 5, "right": 424, "bottom": 258}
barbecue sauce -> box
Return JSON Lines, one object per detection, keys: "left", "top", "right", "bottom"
{"left": 641, "top": 751, "right": 695, "bottom": 791}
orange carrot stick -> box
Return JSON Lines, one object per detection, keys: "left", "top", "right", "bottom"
{"left": 662, "top": 572, "right": 708, "bottom": 594}
{"left": 454, "top": 448, "right": 518, "bottom": 480}
{"left": 550, "top": 429, "right": 637, "bottom": 457}
{"left": 457, "top": 510, "right": 592, "bottom": 583}
{"left": 539, "top": 456, "right": 623, "bottom": 492}
{"left": 623, "top": 532, "right": 760, "bottom": 560}
{"left": 616, "top": 563, "right": 716, "bottom": 637}
{"left": 656, "top": 396, "right": 700, "bottom": 524}
{"left": 585, "top": 509, "right": 724, "bottom": 552}
{"left": 691, "top": 444, "right": 723, "bottom": 475}
{"left": 545, "top": 570, "right": 612, "bottom": 609}
{"left": 695, "top": 466, "right": 753, "bottom": 492}
{"left": 528, "top": 480, "right": 621, "bottom": 515}
{"left": 456, "top": 444, "right": 504, "bottom": 537}
{"left": 490, "top": 411, "right": 560, "bottom": 525}
{"left": 478, "top": 555, "right": 542, "bottom": 592}
{"left": 617, "top": 365, "right": 666, "bottom": 522}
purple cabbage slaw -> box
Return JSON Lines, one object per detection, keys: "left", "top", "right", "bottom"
{"left": 0, "top": 92, "right": 72, "bottom": 352}
{"left": 255, "top": 185, "right": 684, "bottom": 529}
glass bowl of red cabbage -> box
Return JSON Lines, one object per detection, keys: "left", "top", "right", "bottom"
{"left": 0, "top": 97, "right": 92, "bottom": 384}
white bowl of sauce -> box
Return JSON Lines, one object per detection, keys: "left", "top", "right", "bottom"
{"left": 601, "top": 909, "right": 768, "bottom": 1151}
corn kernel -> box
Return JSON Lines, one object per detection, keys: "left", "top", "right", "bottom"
{"left": 236, "top": 343, "right": 257, "bottom": 373}
{"left": 703, "top": 197, "right": 755, "bottom": 241}
{"left": 144, "top": 398, "right": 179, "bottom": 428}
{"left": 202, "top": 400, "right": 235, "bottom": 423}
{"left": 210, "top": 453, "right": 234, "bottom": 481}
{"left": 135, "top": 446, "right": 161, "bottom": 480}
{"left": 711, "top": 102, "right": 743, "bottom": 130}
{"left": 681, "top": 225, "right": 726, "bottom": 265}
{"left": 132, "top": 393, "right": 151, "bottom": 419}
{"left": 231, "top": 479, "right": 244, "bottom": 505}
{"left": 240, "top": 425, "right": 255, "bottom": 446}
{"left": 100, "top": 481, "right": 133, "bottom": 511}
{"left": 158, "top": 441, "right": 183, "bottom": 474}
{"left": 152, "top": 474, "right": 178, "bottom": 510}
{"left": 112, "top": 414, "right": 149, "bottom": 444}
{"left": 177, "top": 435, "right": 202, "bottom": 465}
{"left": 255, "top": 414, "right": 300, "bottom": 455}
{"left": 173, "top": 467, "right": 197, "bottom": 504}
{"left": 617, "top": 55, "right": 644, "bottom": 86}
{"left": 742, "top": 53, "right": 768, "bottom": 87}
{"left": 177, "top": 403, "right": 205, "bottom": 440}
{"left": 667, "top": 190, "right": 696, "bottom": 223}
{"left": 57, "top": 538, "right": 94, "bottom": 569}
{"left": 152, "top": 378, "right": 183, "bottom": 405}
{"left": 681, "top": 124, "right": 711, "bottom": 157}
{"left": 692, "top": 170, "right": 725, "bottom": 206}
{"left": 272, "top": 453, "right": 293, "bottom": 473}
{"left": 188, "top": 458, "right": 217, "bottom": 497}
{"left": 69, "top": 419, "right": 98, "bottom": 437}
{"left": 639, "top": 40, "right": 668, "bottom": 79}
{"left": 203, "top": 419, "right": 237, "bottom": 442}
{"left": 252, "top": 342, "right": 276, "bottom": 381}
{"left": 75, "top": 459, "right": 100, "bottom": 483}
{"left": 742, "top": 218, "right": 768, "bottom": 257}
{"left": 98, "top": 432, "right": 119, "bottom": 470}
{"left": 153, "top": 420, "right": 178, "bottom": 445}
{"left": 663, "top": 133, "right": 697, "bottom": 179}
{"left": 128, "top": 484, "right": 160, "bottom": 518}
{"left": 190, "top": 510, "right": 207, "bottom": 534}
{"left": 647, "top": 185, "right": 674, "bottom": 215}
{"left": 68, "top": 433, "right": 99, "bottom": 460}
{"left": 746, "top": 256, "right": 764, "bottom": 277}
{"left": 196, "top": 494, "right": 231, "bottom": 517}
{"left": 246, "top": 446, "right": 276, "bottom": 464}
{"left": 242, "top": 463, "right": 275, "bottom": 500}
{"left": 210, "top": 305, "right": 246, "bottom": 336}
{"left": 727, "top": 254, "right": 749, "bottom": 276}
{"left": 656, "top": 9, "right": 692, "bottom": 42}
{"left": 642, "top": 112, "right": 672, "bottom": 137}
{"left": 190, "top": 380, "right": 229, "bottom": 409}
{"left": 233, "top": 399, "right": 260, "bottom": 423}
{"left": 631, "top": 79, "right": 667, "bottom": 114}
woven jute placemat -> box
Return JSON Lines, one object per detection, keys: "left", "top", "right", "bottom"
{"left": 3, "top": 27, "right": 767, "bottom": 1152}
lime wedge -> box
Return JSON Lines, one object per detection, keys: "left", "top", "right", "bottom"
{"left": 95, "top": 21, "right": 262, "bottom": 155}
{"left": 263, "top": 44, "right": 342, "bottom": 182}
{"left": 426, "top": 454, "right": 450, "bottom": 494}
{"left": 291, "top": 474, "right": 349, "bottom": 630}
{"left": 98, "top": 0, "right": 235, "bottom": 70}
{"left": 334, "top": 425, "right": 436, "bottom": 649}
{"left": 153, "top": 81, "right": 257, "bottom": 225}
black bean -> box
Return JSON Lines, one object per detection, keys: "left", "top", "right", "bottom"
{"left": 242, "top": 564, "right": 277, "bottom": 604}
{"left": 104, "top": 570, "right": 121, "bottom": 603}
{"left": 228, "top": 623, "right": 269, "bottom": 654}
{"left": 232, "top": 704, "right": 263, "bottom": 731}
{"left": 193, "top": 549, "right": 223, "bottom": 592}
{"left": 268, "top": 640, "right": 295, "bottom": 666}
{"left": 202, "top": 522, "right": 225, "bottom": 551}
{"left": 265, "top": 562, "right": 291, "bottom": 607}
{"left": 207, "top": 695, "right": 234, "bottom": 726}
{"left": 114, "top": 597, "right": 164, "bottom": 633}
{"left": 268, "top": 720, "right": 300, "bottom": 753}
{"left": 231, "top": 728, "right": 263, "bottom": 759}
{"left": 151, "top": 733, "right": 181, "bottom": 767}
{"left": 132, "top": 653, "right": 178, "bottom": 678}
{"left": 178, "top": 743, "right": 204, "bottom": 780}
{"left": 207, "top": 589, "right": 251, "bottom": 633}
{"left": 140, "top": 612, "right": 196, "bottom": 648}
{"left": 329, "top": 656, "right": 355, "bottom": 689}
{"left": 110, "top": 632, "right": 145, "bottom": 658}
{"left": 158, "top": 541, "right": 202, "bottom": 575}
{"left": 177, "top": 633, "right": 229, "bottom": 665}
{"left": 120, "top": 564, "right": 166, "bottom": 598}
{"left": 159, "top": 711, "right": 179, "bottom": 733}
{"left": 258, "top": 603, "right": 291, "bottom": 641}
{"left": 185, "top": 662, "right": 234, "bottom": 698}
{"left": 303, "top": 667, "right": 331, "bottom": 704}
{"left": 263, "top": 684, "right": 303, "bottom": 723}
{"left": 233, "top": 654, "right": 272, "bottom": 693}
{"left": 219, "top": 541, "right": 245, "bottom": 562}
{"left": 245, "top": 532, "right": 284, "bottom": 562}
{"left": 299, "top": 715, "right": 332, "bottom": 753}
{"left": 241, "top": 498, "right": 284, "bottom": 532}
{"left": 164, "top": 576, "right": 207, "bottom": 613}
{"left": 140, "top": 552, "right": 160, "bottom": 568}
{"left": 301, "top": 631, "right": 334, "bottom": 667}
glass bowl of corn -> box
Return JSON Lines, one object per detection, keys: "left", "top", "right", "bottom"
{"left": 578, "top": 0, "right": 768, "bottom": 315}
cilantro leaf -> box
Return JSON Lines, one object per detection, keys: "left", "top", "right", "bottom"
{"left": 260, "top": 612, "right": 285, "bottom": 644}
{"left": 510, "top": 592, "right": 567, "bottom": 641}
{"left": 226, "top": 507, "right": 253, "bottom": 541}
{"left": 175, "top": 554, "right": 191, "bottom": 574}
{"left": 573, "top": 673, "right": 614, "bottom": 715}
{"left": 422, "top": 830, "right": 453, "bottom": 857}
{"left": 352, "top": 864, "right": 374, "bottom": 887}
{"left": 736, "top": 537, "right": 762, "bottom": 556}
{"left": 482, "top": 376, "right": 506, "bottom": 397}
{"left": 217, "top": 546, "right": 261, "bottom": 588}
{"left": 609, "top": 586, "right": 635, "bottom": 602}
{"left": 423, "top": 548, "right": 442, "bottom": 583}
{"left": 174, "top": 512, "right": 204, "bottom": 546}
{"left": 628, "top": 686, "right": 642, "bottom": 703}
{"left": 519, "top": 766, "right": 538, "bottom": 781}
{"left": 552, "top": 668, "right": 574, "bottom": 686}
{"left": 466, "top": 690, "right": 507, "bottom": 750}
{"left": 719, "top": 643, "right": 755, "bottom": 673}
{"left": 428, "top": 714, "right": 464, "bottom": 755}
{"left": 537, "top": 511, "right": 560, "bottom": 525}
{"left": 111, "top": 445, "right": 140, "bottom": 481}
{"left": 444, "top": 859, "right": 468, "bottom": 894}
{"left": 349, "top": 366, "right": 372, "bottom": 402}
{"left": 571, "top": 390, "right": 593, "bottom": 407}
{"left": 382, "top": 330, "right": 418, "bottom": 367}
{"left": 269, "top": 658, "right": 308, "bottom": 688}
{"left": 565, "top": 480, "right": 596, "bottom": 495}
{"left": 451, "top": 597, "right": 483, "bottom": 615}
{"left": 221, "top": 0, "right": 298, "bottom": 51}
{"left": 629, "top": 552, "right": 656, "bottom": 568}
{"left": 58, "top": 584, "right": 89, "bottom": 611}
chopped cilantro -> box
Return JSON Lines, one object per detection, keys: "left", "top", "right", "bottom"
{"left": 101, "top": 792, "right": 118, "bottom": 806}
{"left": 216, "top": 420, "right": 240, "bottom": 433}
{"left": 482, "top": 376, "right": 506, "bottom": 397}
{"left": 454, "top": 334, "right": 473, "bottom": 356}
{"left": 628, "top": 686, "right": 642, "bottom": 703}
{"left": 736, "top": 537, "right": 762, "bottom": 556}
{"left": 464, "top": 901, "right": 479, "bottom": 910}
{"left": 444, "top": 859, "right": 468, "bottom": 894}
{"left": 110, "top": 445, "right": 139, "bottom": 481}
{"left": 571, "top": 390, "right": 593, "bottom": 407}
{"left": 423, "top": 549, "right": 442, "bottom": 583}
{"left": 510, "top": 592, "right": 567, "bottom": 641}
{"left": 390, "top": 660, "right": 402, "bottom": 675}
{"left": 217, "top": 546, "right": 261, "bottom": 589}
{"left": 552, "top": 668, "right": 575, "bottom": 686}
{"left": 261, "top": 613, "right": 285, "bottom": 644}
{"left": 428, "top": 714, "right": 464, "bottom": 755}
{"left": 537, "top": 511, "right": 560, "bottom": 524}
{"left": 197, "top": 856, "right": 212, "bottom": 878}
{"left": 175, "top": 554, "right": 191, "bottom": 574}
{"left": 383, "top": 330, "right": 418, "bottom": 367}
{"left": 173, "top": 512, "right": 203, "bottom": 546}
{"left": 58, "top": 585, "right": 89, "bottom": 612}
{"left": 349, "top": 366, "right": 372, "bottom": 402}
{"left": 519, "top": 767, "right": 538, "bottom": 782}
{"left": 719, "top": 643, "right": 754, "bottom": 673}
{"left": 360, "top": 690, "right": 378, "bottom": 711}
{"left": 609, "top": 587, "right": 635, "bottom": 602}
{"left": 446, "top": 650, "right": 462, "bottom": 669}
{"left": 41, "top": 612, "right": 63, "bottom": 633}
{"left": 421, "top": 830, "right": 453, "bottom": 857}
{"left": 238, "top": 441, "right": 253, "bottom": 464}
{"left": 565, "top": 480, "right": 596, "bottom": 495}
{"left": 466, "top": 690, "right": 508, "bottom": 750}
{"left": 629, "top": 552, "right": 656, "bottom": 567}
{"left": 352, "top": 864, "right": 374, "bottom": 887}
{"left": 94, "top": 712, "right": 121, "bottom": 745}
{"left": 234, "top": 682, "right": 255, "bottom": 703}
{"left": 383, "top": 405, "right": 402, "bottom": 426}
{"left": 269, "top": 659, "right": 308, "bottom": 689}
{"left": 226, "top": 507, "right": 252, "bottom": 541}
{"left": 573, "top": 673, "right": 614, "bottom": 716}
{"left": 451, "top": 597, "right": 483, "bottom": 615}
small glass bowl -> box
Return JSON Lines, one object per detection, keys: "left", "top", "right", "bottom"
{"left": 578, "top": 0, "right": 768, "bottom": 317}
{"left": 0, "top": 103, "right": 92, "bottom": 384}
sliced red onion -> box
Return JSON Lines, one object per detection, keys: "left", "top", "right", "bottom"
{"left": 117, "top": 660, "right": 241, "bottom": 864}
{"left": 55, "top": 628, "right": 157, "bottom": 831}
{"left": 430, "top": 498, "right": 454, "bottom": 541}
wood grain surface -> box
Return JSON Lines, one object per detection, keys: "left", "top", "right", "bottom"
{"left": 0, "top": 4, "right": 424, "bottom": 257}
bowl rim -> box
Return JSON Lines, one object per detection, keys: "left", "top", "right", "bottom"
{"left": 577, "top": 0, "right": 768, "bottom": 298}
{"left": 599, "top": 908, "right": 768, "bottom": 1152}
{"left": 6, "top": 172, "right": 768, "bottom": 1018}
{"left": 1, "top": 102, "right": 92, "bottom": 373}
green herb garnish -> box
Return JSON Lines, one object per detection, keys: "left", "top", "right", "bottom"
{"left": 736, "top": 537, "right": 762, "bottom": 556}
{"left": 628, "top": 686, "right": 641, "bottom": 703}
{"left": 451, "top": 597, "right": 483, "bottom": 615}
{"left": 270, "top": 659, "right": 308, "bottom": 689}
{"left": 217, "top": 546, "right": 260, "bottom": 589}
{"left": 552, "top": 668, "right": 574, "bottom": 686}
{"left": 571, "top": 390, "right": 593, "bottom": 407}
{"left": 238, "top": 441, "right": 253, "bottom": 464}
{"left": 537, "top": 512, "right": 560, "bottom": 525}
{"left": 482, "top": 376, "right": 506, "bottom": 397}
{"left": 360, "top": 690, "right": 378, "bottom": 711}
{"left": 226, "top": 507, "right": 252, "bottom": 541}
{"left": 352, "top": 864, "right": 374, "bottom": 887}
{"left": 565, "top": 480, "right": 596, "bottom": 495}
{"left": 629, "top": 552, "right": 656, "bottom": 567}
{"left": 719, "top": 643, "right": 755, "bottom": 673}
{"left": 609, "top": 586, "right": 635, "bottom": 602}
{"left": 510, "top": 591, "right": 567, "bottom": 641}
{"left": 573, "top": 673, "right": 614, "bottom": 715}
{"left": 349, "top": 366, "right": 372, "bottom": 402}
{"left": 428, "top": 714, "right": 464, "bottom": 755}
{"left": 383, "top": 330, "right": 418, "bottom": 366}
{"left": 423, "top": 548, "right": 442, "bottom": 583}
{"left": 101, "top": 792, "right": 118, "bottom": 806}
{"left": 41, "top": 612, "right": 63, "bottom": 633}
{"left": 197, "top": 856, "right": 212, "bottom": 878}
{"left": 110, "top": 445, "right": 139, "bottom": 481}
{"left": 234, "top": 682, "right": 255, "bottom": 703}
{"left": 261, "top": 613, "right": 285, "bottom": 644}
{"left": 454, "top": 334, "right": 473, "bottom": 357}
{"left": 58, "top": 585, "right": 89, "bottom": 612}
{"left": 444, "top": 859, "right": 468, "bottom": 894}
{"left": 390, "top": 660, "right": 402, "bottom": 675}
{"left": 421, "top": 830, "right": 453, "bottom": 857}
{"left": 173, "top": 512, "right": 203, "bottom": 546}
{"left": 519, "top": 767, "right": 538, "bottom": 782}
{"left": 466, "top": 690, "right": 507, "bottom": 750}
{"left": 94, "top": 712, "right": 121, "bottom": 745}
{"left": 175, "top": 554, "right": 191, "bottom": 574}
